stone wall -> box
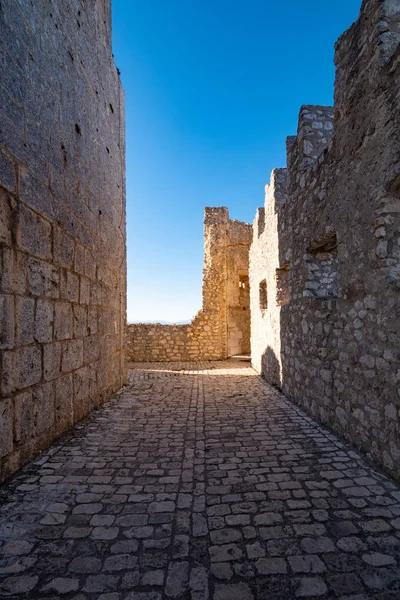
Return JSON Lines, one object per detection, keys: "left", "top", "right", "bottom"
{"left": 250, "top": 0, "right": 400, "bottom": 479}
{"left": 0, "top": 0, "right": 126, "bottom": 482}
{"left": 128, "top": 208, "right": 252, "bottom": 361}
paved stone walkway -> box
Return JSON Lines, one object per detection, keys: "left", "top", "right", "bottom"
{"left": 1, "top": 359, "right": 400, "bottom": 600}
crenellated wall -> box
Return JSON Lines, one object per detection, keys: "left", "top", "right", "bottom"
{"left": 250, "top": 0, "right": 400, "bottom": 479}
{"left": 128, "top": 208, "right": 252, "bottom": 362}
{"left": 0, "top": 0, "right": 126, "bottom": 482}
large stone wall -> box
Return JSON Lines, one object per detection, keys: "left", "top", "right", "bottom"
{"left": 128, "top": 208, "right": 252, "bottom": 361}
{"left": 0, "top": 0, "right": 126, "bottom": 481}
{"left": 250, "top": 0, "right": 400, "bottom": 479}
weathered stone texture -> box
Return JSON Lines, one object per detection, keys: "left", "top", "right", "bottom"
{"left": 250, "top": 0, "right": 400, "bottom": 479}
{"left": 0, "top": 0, "right": 126, "bottom": 482}
{"left": 128, "top": 208, "right": 252, "bottom": 361}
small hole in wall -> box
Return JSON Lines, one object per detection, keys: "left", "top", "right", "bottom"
{"left": 99, "top": 210, "right": 102, "bottom": 215}
{"left": 109, "top": 103, "right": 114, "bottom": 113}
{"left": 305, "top": 233, "right": 338, "bottom": 299}
{"left": 259, "top": 279, "right": 268, "bottom": 315}
{"left": 335, "top": 108, "right": 343, "bottom": 122}
{"left": 106, "top": 147, "right": 110, "bottom": 154}
{"left": 75, "top": 124, "right": 81, "bottom": 135}
{"left": 276, "top": 263, "right": 290, "bottom": 306}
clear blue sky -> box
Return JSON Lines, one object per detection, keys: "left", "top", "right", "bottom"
{"left": 112, "top": 0, "right": 361, "bottom": 324}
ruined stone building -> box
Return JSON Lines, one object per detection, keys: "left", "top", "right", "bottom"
{"left": 0, "top": 0, "right": 126, "bottom": 481}
{"left": 0, "top": 0, "right": 399, "bottom": 488}
{"left": 249, "top": 0, "right": 400, "bottom": 479}
{"left": 128, "top": 0, "right": 400, "bottom": 481}
{"left": 128, "top": 208, "right": 252, "bottom": 362}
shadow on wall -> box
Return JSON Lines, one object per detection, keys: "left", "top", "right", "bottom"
{"left": 250, "top": 0, "right": 400, "bottom": 481}
{"left": 260, "top": 346, "right": 281, "bottom": 390}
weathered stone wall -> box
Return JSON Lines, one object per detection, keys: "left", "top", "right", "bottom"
{"left": 250, "top": 0, "right": 400, "bottom": 479}
{"left": 0, "top": 0, "right": 126, "bottom": 481}
{"left": 128, "top": 208, "right": 252, "bottom": 361}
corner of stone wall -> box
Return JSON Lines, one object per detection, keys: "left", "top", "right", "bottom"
{"left": 204, "top": 206, "right": 229, "bottom": 225}
{"left": 254, "top": 208, "right": 265, "bottom": 239}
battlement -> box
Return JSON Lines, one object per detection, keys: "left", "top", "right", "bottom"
{"left": 250, "top": 0, "right": 400, "bottom": 480}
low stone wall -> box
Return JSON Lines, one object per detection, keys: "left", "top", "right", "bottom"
{"left": 128, "top": 312, "right": 221, "bottom": 362}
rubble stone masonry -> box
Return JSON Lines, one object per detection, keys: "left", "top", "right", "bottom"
{"left": 0, "top": 0, "right": 126, "bottom": 482}
{"left": 250, "top": 0, "right": 400, "bottom": 479}
{"left": 128, "top": 208, "right": 252, "bottom": 361}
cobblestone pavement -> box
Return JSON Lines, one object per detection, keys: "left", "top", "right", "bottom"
{"left": 1, "top": 359, "right": 400, "bottom": 600}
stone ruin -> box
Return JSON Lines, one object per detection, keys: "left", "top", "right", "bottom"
{"left": 249, "top": 0, "right": 400, "bottom": 479}
{"left": 0, "top": 0, "right": 399, "bottom": 483}
{"left": 128, "top": 208, "right": 252, "bottom": 362}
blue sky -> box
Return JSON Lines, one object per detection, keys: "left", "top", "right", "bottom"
{"left": 112, "top": 0, "right": 362, "bottom": 323}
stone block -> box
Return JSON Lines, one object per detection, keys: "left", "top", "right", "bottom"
{"left": 0, "top": 294, "right": 15, "bottom": 348}
{"left": 74, "top": 244, "right": 85, "bottom": 274}
{"left": 85, "top": 251, "right": 96, "bottom": 280}
{"left": 15, "top": 296, "right": 35, "bottom": 345}
{"left": 80, "top": 277, "right": 90, "bottom": 305}
{"left": 53, "top": 227, "right": 74, "bottom": 268}
{"left": 35, "top": 299, "right": 54, "bottom": 343}
{"left": 61, "top": 339, "right": 83, "bottom": 373}
{"left": 84, "top": 335, "right": 100, "bottom": 363}
{"left": 43, "top": 341, "right": 62, "bottom": 381}
{"left": 54, "top": 302, "right": 73, "bottom": 340}
{"left": 18, "top": 204, "right": 52, "bottom": 260}
{"left": 33, "top": 381, "right": 55, "bottom": 435}
{"left": 14, "top": 390, "right": 34, "bottom": 443}
{"left": 60, "top": 269, "right": 79, "bottom": 303}
{"left": 73, "top": 304, "right": 87, "bottom": 338}
{"left": 15, "top": 345, "right": 42, "bottom": 389}
{"left": 74, "top": 366, "right": 90, "bottom": 404}
{"left": 54, "top": 373, "right": 73, "bottom": 432}
{"left": 0, "top": 248, "right": 26, "bottom": 295}
{"left": 0, "top": 148, "right": 17, "bottom": 192}
{"left": 28, "top": 257, "right": 59, "bottom": 298}
{"left": 0, "top": 188, "right": 15, "bottom": 245}
{"left": 0, "top": 398, "right": 13, "bottom": 457}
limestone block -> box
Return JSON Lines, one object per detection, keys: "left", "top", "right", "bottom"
{"left": 18, "top": 205, "right": 52, "bottom": 260}
{"left": 0, "top": 399, "right": 13, "bottom": 457}
{"left": 55, "top": 374, "right": 73, "bottom": 432}
{"left": 54, "top": 302, "right": 73, "bottom": 340}
{"left": 0, "top": 294, "right": 15, "bottom": 349}
{"left": 16, "top": 345, "right": 42, "bottom": 390}
{"left": 33, "top": 382, "right": 55, "bottom": 435}
{"left": 0, "top": 189, "right": 15, "bottom": 245}
{"left": 14, "top": 390, "right": 34, "bottom": 443}
{"left": 43, "top": 342, "right": 62, "bottom": 381}
{"left": 28, "top": 258, "right": 59, "bottom": 298}
{"left": 35, "top": 299, "right": 54, "bottom": 343}
{"left": 60, "top": 269, "right": 79, "bottom": 303}
{"left": 53, "top": 227, "right": 74, "bottom": 268}
{"left": 61, "top": 339, "right": 84, "bottom": 373}
{"left": 15, "top": 296, "right": 35, "bottom": 345}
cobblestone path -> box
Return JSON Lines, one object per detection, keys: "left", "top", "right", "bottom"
{"left": 1, "top": 359, "right": 400, "bottom": 600}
